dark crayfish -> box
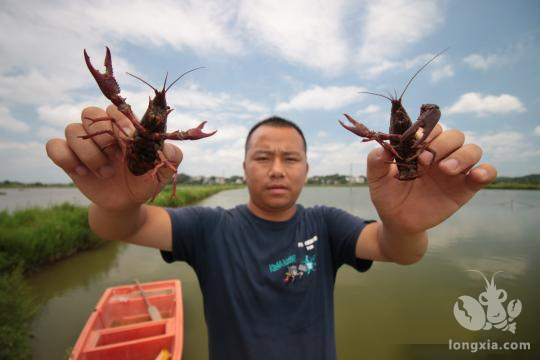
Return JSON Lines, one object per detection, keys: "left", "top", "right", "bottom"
{"left": 81, "top": 47, "right": 216, "bottom": 196}
{"left": 339, "top": 50, "right": 447, "bottom": 180}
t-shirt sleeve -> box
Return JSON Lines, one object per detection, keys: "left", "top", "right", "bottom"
{"left": 160, "top": 206, "right": 221, "bottom": 268}
{"left": 323, "top": 206, "right": 375, "bottom": 272}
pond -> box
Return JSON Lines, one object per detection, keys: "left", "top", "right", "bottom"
{"left": 24, "top": 187, "right": 540, "bottom": 359}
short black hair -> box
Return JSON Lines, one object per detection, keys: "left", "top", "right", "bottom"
{"left": 244, "top": 116, "right": 307, "bottom": 155}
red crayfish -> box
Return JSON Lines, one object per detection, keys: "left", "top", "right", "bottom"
{"left": 81, "top": 47, "right": 216, "bottom": 196}
{"left": 339, "top": 50, "right": 446, "bottom": 180}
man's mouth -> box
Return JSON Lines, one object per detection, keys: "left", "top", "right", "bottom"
{"left": 266, "top": 184, "right": 289, "bottom": 193}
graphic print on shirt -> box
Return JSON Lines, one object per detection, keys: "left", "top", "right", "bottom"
{"left": 267, "top": 235, "right": 319, "bottom": 283}
{"left": 298, "top": 235, "right": 318, "bottom": 251}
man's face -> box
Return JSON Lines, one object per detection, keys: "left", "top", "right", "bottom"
{"left": 244, "top": 125, "right": 308, "bottom": 216}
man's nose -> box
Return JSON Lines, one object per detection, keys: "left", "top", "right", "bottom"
{"left": 269, "top": 158, "right": 285, "bottom": 177}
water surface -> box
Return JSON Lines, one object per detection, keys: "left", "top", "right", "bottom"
{"left": 26, "top": 187, "right": 540, "bottom": 359}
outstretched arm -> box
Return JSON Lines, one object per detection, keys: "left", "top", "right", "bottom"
{"left": 355, "top": 124, "right": 497, "bottom": 265}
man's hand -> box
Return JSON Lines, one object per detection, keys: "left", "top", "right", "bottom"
{"left": 46, "top": 105, "right": 183, "bottom": 211}
{"left": 367, "top": 124, "right": 497, "bottom": 235}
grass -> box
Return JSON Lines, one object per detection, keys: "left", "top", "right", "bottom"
{"left": 0, "top": 203, "right": 102, "bottom": 274}
{"left": 0, "top": 184, "right": 238, "bottom": 358}
{"left": 486, "top": 182, "right": 540, "bottom": 190}
{"left": 0, "top": 267, "right": 39, "bottom": 359}
{"left": 151, "top": 184, "right": 242, "bottom": 207}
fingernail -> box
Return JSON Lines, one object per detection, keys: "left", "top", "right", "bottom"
{"left": 419, "top": 151, "right": 434, "bottom": 165}
{"left": 98, "top": 165, "right": 115, "bottom": 178}
{"left": 75, "top": 166, "right": 88, "bottom": 176}
{"left": 121, "top": 127, "right": 132, "bottom": 136}
{"left": 441, "top": 158, "right": 459, "bottom": 172}
{"left": 475, "top": 168, "right": 488, "bottom": 180}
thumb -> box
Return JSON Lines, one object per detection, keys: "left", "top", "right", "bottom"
{"left": 367, "top": 147, "right": 394, "bottom": 182}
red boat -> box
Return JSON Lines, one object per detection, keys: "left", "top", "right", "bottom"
{"left": 70, "top": 280, "right": 183, "bottom": 360}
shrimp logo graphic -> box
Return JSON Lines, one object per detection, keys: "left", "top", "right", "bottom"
{"left": 454, "top": 270, "right": 522, "bottom": 334}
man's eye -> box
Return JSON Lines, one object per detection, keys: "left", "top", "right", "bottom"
{"left": 255, "top": 156, "right": 269, "bottom": 161}
{"left": 286, "top": 157, "right": 299, "bottom": 162}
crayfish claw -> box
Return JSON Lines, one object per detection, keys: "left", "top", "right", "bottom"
{"left": 104, "top": 46, "right": 114, "bottom": 76}
{"left": 188, "top": 121, "right": 217, "bottom": 140}
{"left": 164, "top": 121, "right": 217, "bottom": 141}
{"left": 84, "top": 47, "right": 122, "bottom": 105}
{"left": 339, "top": 114, "right": 370, "bottom": 138}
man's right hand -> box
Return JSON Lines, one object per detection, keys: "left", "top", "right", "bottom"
{"left": 46, "top": 105, "right": 183, "bottom": 211}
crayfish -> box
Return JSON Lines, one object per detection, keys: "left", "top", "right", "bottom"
{"left": 81, "top": 47, "right": 216, "bottom": 196}
{"left": 339, "top": 50, "right": 446, "bottom": 180}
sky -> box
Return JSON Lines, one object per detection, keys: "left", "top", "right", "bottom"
{"left": 1, "top": 0, "right": 539, "bottom": 183}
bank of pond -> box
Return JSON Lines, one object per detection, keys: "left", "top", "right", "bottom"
{"left": 0, "top": 184, "right": 238, "bottom": 358}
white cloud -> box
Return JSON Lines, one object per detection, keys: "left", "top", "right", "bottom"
{"left": 356, "top": 0, "right": 444, "bottom": 72}
{"left": 0, "top": 0, "right": 241, "bottom": 106}
{"left": 356, "top": 104, "right": 381, "bottom": 115}
{"left": 308, "top": 140, "right": 376, "bottom": 176}
{"left": 0, "top": 140, "right": 51, "bottom": 182}
{"left": 38, "top": 102, "right": 96, "bottom": 128}
{"left": 276, "top": 86, "right": 363, "bottom": 112}
{"left": 0, "top": 106, "right": 30, "bottom": 132}
{"left": 463, "top": 53, "right": 507, "bottom": 71}
{"left": 362, "top": 51, "right": 448, "bottom": 80}
{"left": 83, "top": 0, "right": 244, "bottom": 54}
{"left": 237, "top": 0, "right": 349, "bottom": 72}
{"left": 534, "top": 126, "right": 540, "bottom": 136}
{"left": 465, "top": 131, "right": 540, "bottom": 162}
{"left": 448, "top": 93, "right": 526, "bottom": 116}
{"left": 431, "top": 64, "right": 454, "bottom": 82}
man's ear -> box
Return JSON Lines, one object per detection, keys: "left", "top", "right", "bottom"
{"left": 243, "top": 160, "right": 246, "bottom": 181}
{"left": 304, "top": 162, "right": 309, "bottom": 183}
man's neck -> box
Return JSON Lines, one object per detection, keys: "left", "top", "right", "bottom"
{"left": 247, "top": 201, "right": 297, "bottom": 222}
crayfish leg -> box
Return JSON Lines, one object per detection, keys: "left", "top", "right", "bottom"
{"left": 83, "top": 115, "right": 132, "bottom": 138}
{"left": 149, "top": 150, "right": 179, "bottom": 199}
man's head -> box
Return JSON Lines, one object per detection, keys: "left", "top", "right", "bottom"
{"left": 243, "top": 116, "right": 309, "bottom": 219}
{"left": 244, "top": 116, "right": 307, "bottom": 156}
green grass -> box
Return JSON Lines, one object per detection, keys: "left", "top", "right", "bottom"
{"left": 151, "top": 184, "right": 243, "bottom": 207}
{"left": 0, "top": 203, "right": 102, "bottom": 274}
{"left": 0, "top": 267, "right": 39, "bottom": 359}
{"left": 486, "top": 182, "right": 540, "bottom": 190}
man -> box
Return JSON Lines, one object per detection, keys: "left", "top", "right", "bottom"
{"left": 46, "top": 105, "right": 496, "bottom": 359}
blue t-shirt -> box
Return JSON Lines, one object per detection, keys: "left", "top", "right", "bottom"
{"left": 161, "top": 204, "right": 373, "bottom": 360}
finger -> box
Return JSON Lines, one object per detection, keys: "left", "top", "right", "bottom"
{"left": 46, "top": 138, "right": 88, "bottom": 176}
{"left": 156, "top": 143, "right": 183, "bottom": 182}
{"left": 438, "top": 143, "right": 483, "bottom": 176}
{"left": 419, "top": 129, "right": 465, "bottom": 166}
{"left": 367, "top": 147, "right": 395, "bottom": 182}
{"left": 417, "top": 123, "right": 443, "bottom": 144}
{"left": 465, "top": 163, "right": 497, "bottom": 192}
{"left": 65, "top": 123, "right": 115, "bottom": 178}
{"left": 81, "top": 106, "right": 119, "bottom": 159}
{"left": 106, "top": 104, "right": 136, "bottom": 136}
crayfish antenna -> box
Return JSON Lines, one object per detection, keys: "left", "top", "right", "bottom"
{"left": 162, "top": 72, "right": 169, "bottom": 92}
{"left": 358, "top": 91, "right": 393, "bottom": 102}
{"left": 398, "top": 48, "right": 449, "bottom": 101}
{"left": 126, "top": 72, "right": 158, "bottom": 93}
{"left": 165, "top": 66, "right": 205, "bottom": 93}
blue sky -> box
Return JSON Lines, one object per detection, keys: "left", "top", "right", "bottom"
{"left": 1, "top": 0, "right": 539, "bottom": 183}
